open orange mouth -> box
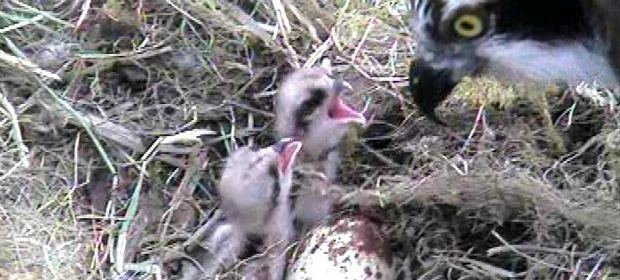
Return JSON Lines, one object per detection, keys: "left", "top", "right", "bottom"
{"left": 273, "top": 138, "right": 303, "bottom": 175}
{"left": 327, "top": 80, "right": 367, "bottom": 125}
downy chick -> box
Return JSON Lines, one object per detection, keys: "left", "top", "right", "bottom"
{"left": 275, "top": 63, "right": 367, "bottom": 182}
{"left": 188, "top": 139, "right": 302, "bottom": 280}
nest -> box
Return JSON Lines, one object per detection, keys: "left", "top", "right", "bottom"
{"left": 0, "top": 0, "right": 618, "bottom": 279}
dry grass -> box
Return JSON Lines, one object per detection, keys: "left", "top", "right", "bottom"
{"left": 0, "top": 0, "right": 618, "bottom": 279}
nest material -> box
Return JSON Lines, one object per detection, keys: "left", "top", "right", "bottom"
{"left": 0, "top": 0, "right": 618, "bottom": 279}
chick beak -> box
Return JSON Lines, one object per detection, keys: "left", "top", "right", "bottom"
{"left": 328, "top": 80, "right": 367, "bottom": 125}
{"left": 272, "top": 138, "right": 303, "bottom": 175}
{"left": 409, "top": 59, "right": 458, "bottom": 125}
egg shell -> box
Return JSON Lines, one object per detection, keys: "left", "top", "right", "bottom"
{"left": 287, "top": 215, "right": 393, "bottom": 280}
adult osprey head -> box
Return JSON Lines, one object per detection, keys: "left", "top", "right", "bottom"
{"left": 408, "top": 0, "right": 620, "bottom": 124}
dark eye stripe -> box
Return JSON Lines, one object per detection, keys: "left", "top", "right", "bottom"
{"left": 268, "top": 164, "right": 278, "bottom": 179}
{"left": 294, "top": 88, "right": 327, "bottom": 131}
{"left": 267, "top": 164, "right": 280, "bottom": 220}
{"left": 269, "top": 181, "right": 280, "bottom": 212}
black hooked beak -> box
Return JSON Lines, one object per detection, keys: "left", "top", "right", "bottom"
{"left": 409, "top": 59, "right": 458, "bottom": 125}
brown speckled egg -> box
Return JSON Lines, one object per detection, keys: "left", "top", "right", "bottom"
{"left": 288, "top": 216, "right": 393, "bottom": 280}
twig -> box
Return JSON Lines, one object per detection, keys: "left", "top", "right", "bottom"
{"left": 283, "top": 1, "right": 320, "bottom": 43}
{"left": 351, "top": 17, "right": 375, "bottom": 62}
{"left": 359, "top": 141, "right": 399, "bottom": 167}
{"left": 74, "top": 0, "right": 91, "bottom": 32}
{"left": 0, "top": 14, "right": 45, "bottom": 33}
{"left": 0, "top": 49, "right": 61, "bottom": 81}
{"left": 584, "top": 255, "right": 605, "bottom": 280}
{"left": 115, "top": 137, "right": 165, "bottom": 272}
{"left": 6, "top": 0, "right": 74, "bottom": 27}
{"left": 491, "top": 230, "right": 572, "bottom": 272}
{"left": 0, "top": 85, "right": 29, "bottom": 166}
{"left": 488, "top": 245, "right": 592, "bottom": 258}
{"left": 33, "top": 76, "right": 117, "bottom": 177}
{"left": 460, "top": 105, "right": 485, "bottom": 153}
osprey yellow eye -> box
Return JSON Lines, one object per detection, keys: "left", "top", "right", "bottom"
{"left": 454, "top": 14, "right": 484, "bottom": 38}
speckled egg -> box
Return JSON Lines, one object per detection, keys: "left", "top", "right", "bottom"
{"left": 287, "top": 216, "right": 393, "bottom": 280}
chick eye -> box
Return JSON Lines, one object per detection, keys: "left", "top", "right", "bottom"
{"left": 453, "top": 14, "right": 483, "bottom": 38}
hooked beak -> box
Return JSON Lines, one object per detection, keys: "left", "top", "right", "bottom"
{"left": 272, "top": 138, "right": 303, "bottom": 175}
{"left": 409, "top": 59, "right": 458, "bottom": 125}
{"left": 328, "top": 80, "right": 367, "bottom": 125}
